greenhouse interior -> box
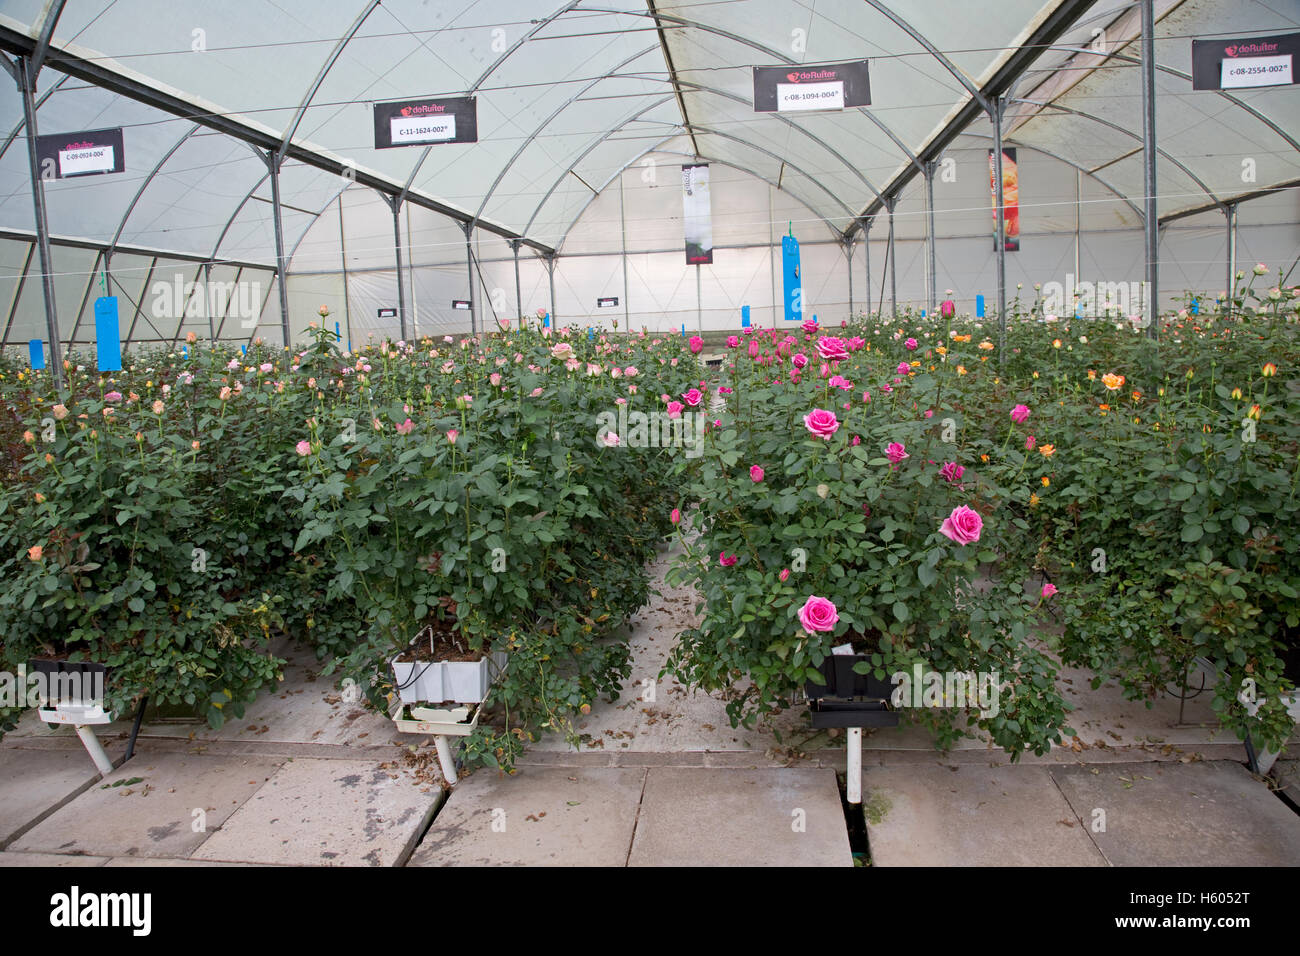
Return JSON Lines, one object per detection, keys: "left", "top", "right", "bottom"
{"left": 0, "top": 0, "right": 1298, "bottom": 886}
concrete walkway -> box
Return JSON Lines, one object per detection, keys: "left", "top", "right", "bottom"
{"left": 1, "top": 543, "right": 1295, "bottom": 866}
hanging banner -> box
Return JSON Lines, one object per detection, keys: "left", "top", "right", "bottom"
{"left": 753, "top": 61, "right": 870, "bottom": 112}
{"left": 34, "top": 128, "right": 125, "bottom": 179}
{"left": 1193, "top": 33, "right": 1298, "bottom": 90}
{"left": 682, "top": 164, "right": 713, "bottom": 265}
{"left": 989, "top": 148, "right": 1020, "bottom": 252}
{"left": 373, "top": 97, "right": 477, "bottom": 148}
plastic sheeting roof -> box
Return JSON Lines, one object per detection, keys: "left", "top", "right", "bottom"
{"left": 0, "top": 0, "right": 1295, "bottom": 266}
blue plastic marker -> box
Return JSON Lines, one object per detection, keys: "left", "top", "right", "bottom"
{"left": 28, "top": 339, "right": 44, "bottom": 370}
{"left": 681, "top": 324, "right": 686, "bottom": 337}
{"left": 975, "top": 294, "right": 985, "bottom": 317}
{"left": 335, "top": 321, "right": 341, "bottom": 341}
{"left": 588, "top": 327, "right": 595, "bottom": 340}
{"left": 543, "top": 314, "right": 550, "bottom": 328}
{"left": 1190, "top": 299, "right": 1199, "bottom": 315}
{"left": 94, "top": 296, "right": 122, "bottom": 372}
{"left": 741, "top": 305, "right": 751, "bottom": 328}
{"left": 921, "top": 309, "right": 926, "bottom": 317}
{"left": 241, "top": 344, "right": 247, "bottom": 356}
{"left": 182, "top": 344, "right": 188, "bottom": 359}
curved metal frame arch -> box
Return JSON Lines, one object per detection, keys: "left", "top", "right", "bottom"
{"left": 1045, "top": 45, "right": 1300, "bottom": 154}
{"left": 623, "top": 74, "right": 885, "bottom": 202}
{"left": 0, "top": 71, "right": 71, "bottom": 161}
{"left": 523, "top": 96, "right": 679, "bottom": 236}
{"left": 107, "top": 123, "right": 202, "bottom": 255}
{"left": 554, "top": 145, "right": 843, "bottom": 251}
{"left": 1011, "top": 98, "right": 1221, "bottom": 207}
{"left": 396, "top": 1, "right": 583, "bottom": 204}
{"left": 861, "top": 0, "right": 989, "bottom": 109}
{"left": 580, "top": 5, "right": 924, "bottom": 172}
{"left": 464, "top": 43, "right": 662, "bottom": 231}
{"left": 275, "top": 0, "right": 382, "bottom": 164}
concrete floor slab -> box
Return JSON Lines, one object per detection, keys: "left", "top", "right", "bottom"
{"left": 628, "top": 767, "right": 851, "bottom": 867}
{"left": 1274, "top": 759, "right": 1298, "bottom": 804}
{"left": 0, "top": 851, "right": 108, "bottom": 866}
{"left": 1050, "top": 761, "right": 1300, "bottom": 866}
{"left": 193, "top": 758, "right": 439, "bottom": 866}
{"left": 0, "top": 745, "right": 125, "bottom": 846}
{"left": 409, "top": 767, "right": 646, "bottom": 867}
{"left": 862, "top": 762, "right": 1106, "bottom": 866}
{"left": 9, "top": 753, "right": 282, "bottom": 860}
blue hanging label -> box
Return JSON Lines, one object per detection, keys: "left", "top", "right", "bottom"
{"left": 782, "top": 234, "right": 801, "bottom": 321}
{"left": 28, "top": 339, "right": 45, "bottom": 370}
{"left": 94, "top": 296, "right": 121, "bottom": 372}
{"left": 975, "top": 294, "right": 985, "bottom": 318}
{"left": 741, "top": 305, "right": 751, "bottom": 328}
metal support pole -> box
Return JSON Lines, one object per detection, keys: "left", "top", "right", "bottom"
{"left": 338, "top": 197, "right": 351, "bottom": 350}
{"left": 546, "top": 254, "right": 557, "bottom": 327}
{"left": 407, "top": 203, "right": 418, "bottom": 339}
{"left": 845, "top": 237, "right": 854, "bottom": 314}
{"left": 1140, "top": 0, "right": 1159, "bottom": 337}
{"left": 510, "top": 239, "right": 522, "bottom": 326}
{"left": 18, "top": 57, "right": 63, "bottom": 388}
{"left": 862, "top": 216, "right": 872, "bottom": 318}
{"left": 1225, "top": 203, "right": 1237, "bottom": 310}
{"left": 886, "top": 196, "right": 897, "bottom": 319}
{"left": 992, "top": 97, "right": 1008, "bottom": 356}
{"left": 620, "top": 174, "right": 630, "bottom": 332}
{"left": 385, "top": 196, "right": 407, "bottom": 341}
{"left": 265, "top": 151, "right": 291, "bottom": 348}
{"left": 463, "top": 221, "right": 475, "bottom": 337}
{"left": 203, "top": 261, "right": 214, "bottom": 341}
{"left": 1073, "top": 168, "right": 1082, "bottom": 297}
{"left": 925, "top": 159, "right": 938, "bottom": 318}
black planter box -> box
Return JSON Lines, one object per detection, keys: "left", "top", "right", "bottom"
{"left": 27, "top": 660, "right": 107, "bottom": 707}
{"left": 804, "top": 653, "right": 899, "bottom": 729}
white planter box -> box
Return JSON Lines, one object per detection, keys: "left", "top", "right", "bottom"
{"left": 391, "top": 651, "right": 507, "bottom": 704}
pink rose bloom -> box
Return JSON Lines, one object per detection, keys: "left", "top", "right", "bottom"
{"left": 748, "top": 340, "right": 760, "bottom": 358}
{"left": 803, "top": 408, "right": 840, "bottom": 439}
{"left": 490, "top": 372, "right": 502, "bottom": 386}
{"left": 1025, "top": 434, "right": 1036, "bottom": 450}
{"left": 816, "top": 336, "right": 848, "bottom": 362}
{"left": 295, "top": 440, "right": 312, "bottom": 456}
{"left": 939, "top": 461, "right": 964, "bottom": 484}
{"left": 689, "top": 336, "right": 704, "bottom": 354}
{"left": 530, "top": 387, "right": 544, "bottom": 397}
{"left": 886, "top": 442, "right": 909, "bottom": 464}
{"left": 905, "top": 338, "right": 918, "bottom": 350}
{"left": 446, "top": 429, "right": 459, "bottom": 444}
{"left": 779, "top": 568, "right": 790, "bottom": 582}
{"left": 798, "top": 595, "right": 838, "bottom": 634}
{"left": 750, "top": 464, "right": 764, "bottom": 482}
{"left": 602, "top": 432, "right": 620, "bottom": 447}
{"left": 939, "top": 505, "right": 983, "bottom": 545}
{"left": 828, "top": 375, "right": 852, "bottom": 390}
{"left": 801, "top": 319, "right": 819, "bottom": 335}
{"left": 924, "top": 409, "right": 934, "bottom": 418}
{"left": 1041, "top": 582, "right": 1058, "bottom": 598}
{"left": 259, "top": 362, "right": 273, "bottom": 373}
{"left": 623, "top": 366, "right": 637, "bottom": 377}
{"left": 727, "top": 336, "right": 739, "bottom": 348}
{"left": 896, "top": 362, "right": 912, "bottom": 375}
{"left": 682, "top": 388, "right": 703, "bottom": 407}
{"left": 851, "top": 435, "right": 861, "bottom": 446}
{"left": 861, "top": 391, "right": 870, "bottom": 403}
{"left": 396, "top": 418, "right": 415, "bottom": 435}
{"left": 941, "top": 300, "right": 955, "bottom": 319}
{"left": 551, "top": 342, "right": 574, "bottom": 359}
{"left": 105, "top": 391, "right": 122, "bottom": 403}
{"left": 1010, "top": 404, "right": 1030, "bottom": 424}
{"left": 719, "top": 552, "right": 738, "bottom": 567}
{"left": 666, "top": 401, "right": 685, "bottom": 419}
{"left": 792, "top": 352, "right": 809, "bottom": 369}
{"left": 670, "top": 508, "right": 681, "bottom": 525}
